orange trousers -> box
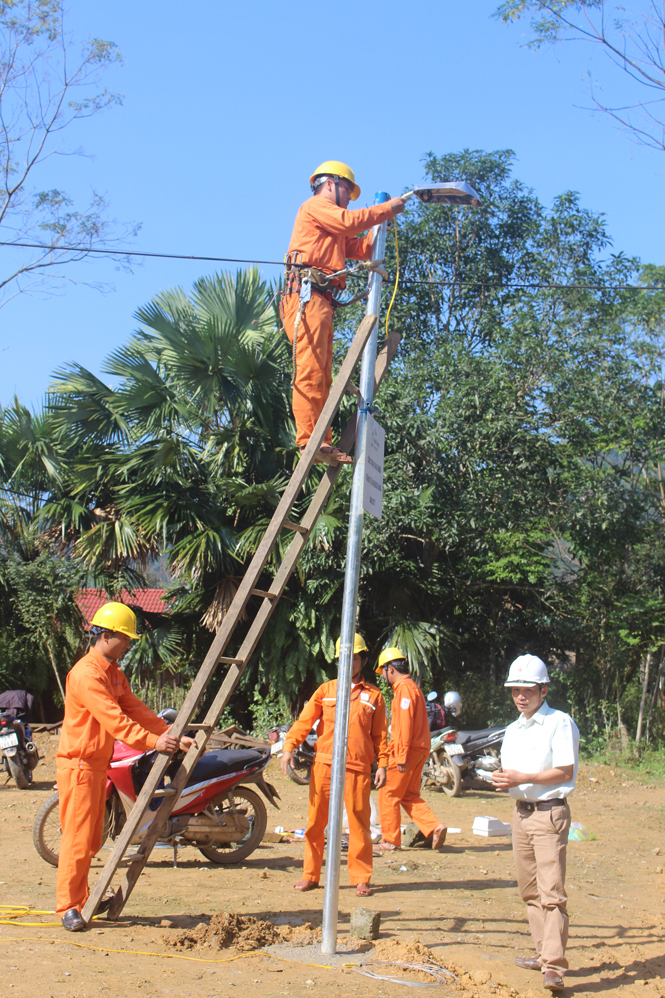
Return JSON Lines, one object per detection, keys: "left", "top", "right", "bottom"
{"left": 378, "top": 749, "right": 442, "bottom": 847}
{"left": 303, "top": 762, "right": 373, "bottom": 885}
{"left": 280, "top": 292, "right": 334, "bottom": 449}
{"left": 56, "top": 766, "right": 107, "bottom": 915}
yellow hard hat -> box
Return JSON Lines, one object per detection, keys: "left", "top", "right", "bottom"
{"left": 335, "top": 633, "right": 369, "bottom": 658}
{"left": 90, "top": 602, "right": 139, "bottom": 639}
{"left": 376, "top": 646, "right": 407, "bottom": 674}
{"left": 310, "top": 161, "right": 360, "bottom": 201}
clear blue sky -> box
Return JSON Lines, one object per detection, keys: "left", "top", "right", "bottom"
{"left": 2, "top": 0, "right": 663, "bottom": 408}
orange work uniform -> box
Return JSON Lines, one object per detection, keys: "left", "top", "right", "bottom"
{"left": 280, "top": 196, "right": 395, "bottom": 448}
{"left": 284, "top": 676, "right": 388, "bottom": 884}
{"left": 378, "top": 674, "right": 443, "bottom": 847}
{"left": 55, "top": 647, "right": 168, "bottom": 915}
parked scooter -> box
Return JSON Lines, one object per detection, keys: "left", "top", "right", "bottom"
{"left": 33, "top": 709, "right": 280, "bottom": 867}
{"left": 422, "top": 691, "right": 505, "bottom": 797}
{"left": 0, "top": 708, "right": 39, "bottom": 789}
{"left": 268, "top": 720, "right": 318, "bottom": 785}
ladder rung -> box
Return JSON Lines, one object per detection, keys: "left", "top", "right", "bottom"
{"left": 284, "top": 520, "right": 308, "bottom": 535}
{"left": 186, "top": 723, "right": 214, "bottom": 730}
{"left": 217, "top": 656, "right": 245, "bottom": 664}
{"left": 151, "top": 788, "right": 178, "bottom": 797}
{"left": 251, "top": 588, "right": 277, "bottom": 600}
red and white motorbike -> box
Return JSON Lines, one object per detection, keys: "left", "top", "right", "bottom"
{"left": 33, "top": 722, "right": 280, "bottom": 868}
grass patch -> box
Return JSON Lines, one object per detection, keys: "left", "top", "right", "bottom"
{"left": 583, "top": 745, "right": 665, "bottom": 783}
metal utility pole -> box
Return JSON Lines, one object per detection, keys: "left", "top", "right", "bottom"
{"left": 321, "top": 191, "right": 390, "bottom": 956}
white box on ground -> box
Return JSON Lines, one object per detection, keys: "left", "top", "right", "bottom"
{"left": 472, "top": 815, "right": 512, "bottom": 837}
{"left": 362, "top": 416, "right": 385, "bottom": 520}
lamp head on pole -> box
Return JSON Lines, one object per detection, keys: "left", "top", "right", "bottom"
{"left": 402, "top": 181, "right": 481, "bottom": 207}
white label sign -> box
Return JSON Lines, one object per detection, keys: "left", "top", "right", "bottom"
{"left": 363, "top": 415, "right": 385, "bottom": 520}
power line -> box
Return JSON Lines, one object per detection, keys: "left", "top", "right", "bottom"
{"left": 1, "top": 239, "right": 663, "bottom": 292}
{"left": 398, "top": 278, "right": 665, "bottom": 292}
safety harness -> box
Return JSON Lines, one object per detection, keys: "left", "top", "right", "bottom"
{"left": 283, "top": 253, "right": 388, "bottom": 385}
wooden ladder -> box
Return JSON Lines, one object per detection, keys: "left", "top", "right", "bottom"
{"left": 82, "top": 314, "right": 401, "bottom": 924}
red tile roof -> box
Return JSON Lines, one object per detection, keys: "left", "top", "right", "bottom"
{"left": 76, "top": 589, "right": 172, "bottom": 626}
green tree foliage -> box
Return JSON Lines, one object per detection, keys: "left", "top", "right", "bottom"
{"left": 2, "top": 150, "right": 665, "bottom": 745}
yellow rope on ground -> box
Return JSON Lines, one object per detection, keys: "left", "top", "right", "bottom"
{"left": 384, "top": 219, "right": 400, "bottom": 338}
{"left": 0, "top": 905, "right": 98, "bottom": 927}
{"left": 0, "top": 936, "right": 335, "bottom": 969}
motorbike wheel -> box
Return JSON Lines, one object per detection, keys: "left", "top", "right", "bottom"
{"left": 33, "top": 792, "right": 112, "bottom": 867}
{"left": 198, "top": 787, "right": 267, "bottom": 865}
{"left": 33, "top": 792, "right": 61, "bottom": 866}
{"left": 7, "top": 753, "right": 30, "bottom": 789}
{"left": 287, "top": 757, "right": 312, "bottom": 785}
{"left": 439, "top": 754, "right": 463, "bottom": 797}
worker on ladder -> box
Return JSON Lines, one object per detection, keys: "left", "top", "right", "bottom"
{"left": 282, "top": 161, "right": 405, "bottom": 464}
{"left": 55, "top": 603, "right": 194, "bottom": 932}
{"left": 280, "top": 633, "right": 388, "bottom": 897}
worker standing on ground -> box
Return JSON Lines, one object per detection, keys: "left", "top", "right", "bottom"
{"left": 56, "top": 602, "right": 194, "bottom": 932}
{"left": 376, "top": 648, "right": 447, "bottom": 851}
{"left": 281, "top": 162, "right": 406, "bottom": 463}
{"left": 492, "top": 654, "right": 579, "bottom": 993}
{"left": 280, "top": 633, "right": 388, "bottom": 897}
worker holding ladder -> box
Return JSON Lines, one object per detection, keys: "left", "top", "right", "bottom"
{"left": 281, "top": 162, "right": 405, "bottom": 464}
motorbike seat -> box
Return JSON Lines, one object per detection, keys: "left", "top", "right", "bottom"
{"left": 455, "top": 727, "right": 505, "bottom": 745}
{"left": 187, "top": 749, "right": 265, "bottom": 786}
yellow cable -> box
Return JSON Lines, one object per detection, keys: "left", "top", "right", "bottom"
{"left": 0, "top": 936, "right": 334, "bottom": 968}
{"left": 384, "top": 218, "right": 400, "bottom": 338}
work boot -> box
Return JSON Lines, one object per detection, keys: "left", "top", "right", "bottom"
{"left": 543, "top": 971, "right": 565, "bottom": 992}
{"left": 514, "top": 957, "right": 542, "bottom": 971}
{"left": 96, "top": 894, "right": 115, "bottom": 914}
{"left": 61, "top": 908, "right": 86, "bottom": 932}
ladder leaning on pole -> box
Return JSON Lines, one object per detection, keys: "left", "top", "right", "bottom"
{"left": 81, "top": 314, "right": 402, "bottom": 925}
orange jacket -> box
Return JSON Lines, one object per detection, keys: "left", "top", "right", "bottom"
{"left": 56, "top": 647, "right": 169, "bottom": 772}
{"left": 287, "top": 196, "right": 395, "bottom": 289}
{"left": 284, "top": 676, "right": 389, "bottom": 774}
{"left": 389, "top": 675, "right": 431, "bottom": 766}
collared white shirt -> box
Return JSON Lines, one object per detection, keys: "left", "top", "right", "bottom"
{"left": 500, "top": 701, "right": 579, "bottom": 801}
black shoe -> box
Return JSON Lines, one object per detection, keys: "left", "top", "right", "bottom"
{"left": 96, "top": 894, "right": 116, "bottom": 915}
{"left": 61, "top": 909, "right": 86, "bottom": 932}
{"left": 514, "top": 957, "right": 542, "bottom": 971}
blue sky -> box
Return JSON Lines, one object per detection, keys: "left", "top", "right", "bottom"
{"left": 2, "top": 0, "right": 663, "bottom": 408}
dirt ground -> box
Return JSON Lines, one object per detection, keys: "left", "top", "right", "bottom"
{"left": 2, "top": 733, "right": 664, "bottom": 998}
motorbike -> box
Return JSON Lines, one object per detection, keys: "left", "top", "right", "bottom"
{"left": 421, "top": 691, "right": 505, "bottom": 797}
{"left": 33, "top": 711, "right": 281, "bottom": 867}
{"left": 0, "top": 709, "right": 39, "bottom": 789}
{"left": 268, "top": 720, "right": 318, "bottom": 785}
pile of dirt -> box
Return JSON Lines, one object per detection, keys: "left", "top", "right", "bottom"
{"left": 367, "top": 937, "right": 466, "bottom": 985}
{"left": 168, "top": 911, "right": 320, "bottom": 953}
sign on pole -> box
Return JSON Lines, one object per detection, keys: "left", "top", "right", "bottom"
{"left": 363, "top": 415, "right": 385, "bottom": 520}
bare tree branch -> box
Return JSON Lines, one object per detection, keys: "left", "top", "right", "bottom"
{"left": 0, "top": 1, "right": 139, "bottom": 306}
{"left": 495, "top": 1, "right": 665, "bottom": 152}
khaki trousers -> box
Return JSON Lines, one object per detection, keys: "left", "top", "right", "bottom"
{"left": 511, "top": 802, "right": 571, "bottom": 975}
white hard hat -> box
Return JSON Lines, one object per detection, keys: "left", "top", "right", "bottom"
{"left": 504, "top": 654, "right": 551, "bottom": 687}
{"left": 444, "top": 691, "right": 463, "bottom": 717}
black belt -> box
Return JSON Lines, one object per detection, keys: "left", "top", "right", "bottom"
{"left": 516, "top": 797, "right": 567, "bottom": 813}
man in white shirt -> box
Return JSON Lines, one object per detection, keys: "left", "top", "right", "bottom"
{"left": 492, "top": 655, "right": 579, "bottom": 993}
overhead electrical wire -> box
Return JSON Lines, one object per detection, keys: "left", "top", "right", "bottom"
{"left": 1, "top": 239, "right": 663, "bottom": 292}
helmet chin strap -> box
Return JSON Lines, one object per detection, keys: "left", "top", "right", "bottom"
{"left": 334, "top": 176, "right": 340, "bottom": 206}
